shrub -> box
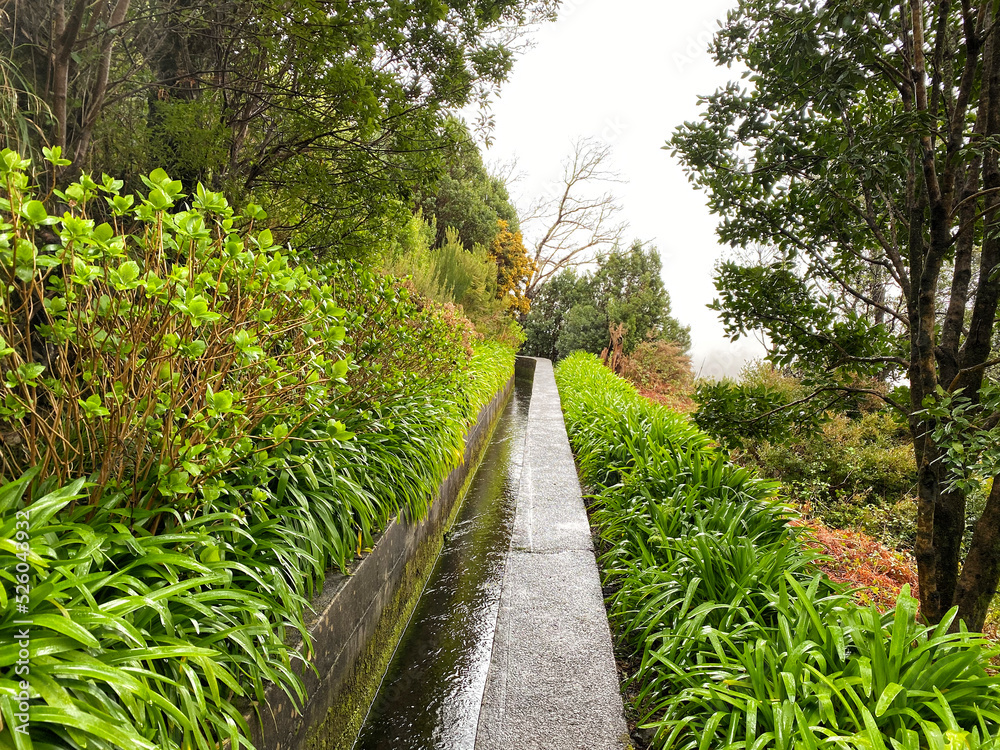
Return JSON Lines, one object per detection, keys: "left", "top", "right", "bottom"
{"left": 756, "top": 411, "right": 915, "bottom": 501}
{"left": 794, "top": 518, "right": 919, "bottom": 612}
{"left": 386, "top": 217, "right": 525, "bottom": 348}
{"left": 694, "top": 363, "right": 812, "bottom": 449}
{"left": 0, "top": 149, "right": 349, "bottom": 511}
{"left": 521, "top": 268, "right": 590, "bottom": 360}
{"left": 488, "top": 220, "right": 536, "bottom": 317}
{"left": 695, "top": 361, "right": 917, "bottom": 549}
{"left": 0, "top": 336, "right": 515, "bottom": 750}
{"left": 619, "top": 340, "right": 695, "bottom": 412}
{"left": 0, "top": 153, "right": 518, "bottom": 749}
{"left": 744, "top": 410, "right": 917, "bottom": 550}
{"left": 555, "top": 304, "right": 608, "bottom": 360}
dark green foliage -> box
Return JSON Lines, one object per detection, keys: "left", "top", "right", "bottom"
{"left": 694, "top": 377, "right": 810, "bottom": 449}
{"left": 522, "top": 243, "right": 690, "bottom": 360}
{"left": 710, "top": 262, "right": 899, "bottom": 377}
{"left": 521, "top": 269, "right": 591, "bottom": 360}
{"left": 7, "top": 0, "right": 556, "bottom": 254}
{"left": 752, "top": 409, "right": 918, "bottom": 551}
{"left": 556, "top": 304, "right": 608, "bottom": 360}
{"left": 755, "top": 411, "right": 916, "bottom": 506}
{"left": 591, "top": 241, "right": 690, "bottom": 355}
{"left": 414, "top": 121, "right": 521, "bottom": 251}
{"left": 555, "top": 353, "right": 1000, "bottom": 749}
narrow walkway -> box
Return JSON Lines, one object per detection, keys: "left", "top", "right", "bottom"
{"left": 476, "top": 358, "right": 628, "bottom": 750}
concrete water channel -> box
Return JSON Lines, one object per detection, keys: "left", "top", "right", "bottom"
{"left": 349, "top": 358, "right": 628, "bottom": 750}
{"left": 352, "top": 362, "right": 532, "bottom": 749}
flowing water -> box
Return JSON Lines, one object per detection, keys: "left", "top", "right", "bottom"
{"left": 352, "top": 362, "right": 533, "bottom": 750}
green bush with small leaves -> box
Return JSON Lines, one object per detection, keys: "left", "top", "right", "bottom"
{"left": 0, "top": 147, "right": 351, "bottom": 510}
{"left": 695, "top": 363, "right": 917, "bottom": 549}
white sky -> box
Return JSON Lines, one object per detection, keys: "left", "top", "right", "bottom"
{"left": 481, "top": 0, "right": 766, "bottom": 378}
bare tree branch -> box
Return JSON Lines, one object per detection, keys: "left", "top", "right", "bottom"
{"left": 523, "top": 137, "right": 628, "bottom": 297}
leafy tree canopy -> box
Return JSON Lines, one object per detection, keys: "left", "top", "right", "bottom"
{"left": 414, "top": 120, "right": 522, "bottom": 250}
{"left": 522, "top": 241, "right": 690, "bottom": 360}
{"left": 489, "top": 220, "right": 536, "bottom": 316}
{"left": 592, "top": 241, "right": 691, "bottom": 355}
{"left": 555, "top": 304, "right": 608, "bottom": 361}
{"left": 5, "top": 0, "right": 556, "bottom": 254}
{"left": 671, "top": 0, "right": 1000, "bottom": 628}
{"left": 521, "top": 269, "right": 591, "bottom": 360}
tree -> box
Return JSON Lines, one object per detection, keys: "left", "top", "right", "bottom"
{"left": 3, "top": 0, "right": 558, "bottom": 253}
{"left": 414, "top": 121, "right": 522, "bottom": 251}
{"left": 522, "top": 137, "right": 628, "bottom": 298}
{"left": 385, "top": 219, "right": 504, "bottom": 326}
{"left": 522, "top": 242, "right": 690, "bottom": 360}
{"left": 592, "top": 241, "right": 691, "bottom": 354}
{"left": 521, "top": 269, "right": 591, "bottom": 360}
{"left": 489, "top": 220, "right": 537, "bottom": 316}
{"left": 556, "top": 305, "right": 608, "bottom": 360}
{"left": 671, "top": 0, "right": 1000, "bottom": 628}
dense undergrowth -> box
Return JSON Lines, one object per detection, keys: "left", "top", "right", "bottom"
{"left": 555, "top": 352, "right": 1000, "bottom": 750}
{"left": 0, "top": 153, "right": 516, "bottom": 749}
{"left": 694, "top": 364, "right": 918, "bottom": 553}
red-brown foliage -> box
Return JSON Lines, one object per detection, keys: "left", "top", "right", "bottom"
{"left": 792, "top": 517, "right": 919, "bottom": 613}
{"left": 620, "top": 340, "right": 697, "bottom": 413}
{"left": 794, "top": 517, "right": 1000, "bottom": 643}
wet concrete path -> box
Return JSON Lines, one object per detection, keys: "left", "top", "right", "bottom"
{"left": 475, "top": 358, "right": 627, "bottom": 750}
{"left": 353, "top": 358, "right": 626, "bottom": 750}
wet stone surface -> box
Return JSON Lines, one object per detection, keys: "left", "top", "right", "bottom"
{"left": 475, "top": 358, "right": 628, "bottom": 750}
{"left": 352, "top": 366, "right": 533, "bottom": 750}
{"left": 351, "top": 359, "right": 627, "bottom": 750}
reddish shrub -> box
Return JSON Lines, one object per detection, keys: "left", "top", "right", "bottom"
{"left": 792, "top": 517, "right": 919, "bottom": 613}
{"left": 620, "top": 340, "right": 696, "bottom": 413}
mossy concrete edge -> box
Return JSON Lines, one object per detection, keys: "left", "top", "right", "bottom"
{"left": 246, "top": 371, "right": 516, "bottom": 750}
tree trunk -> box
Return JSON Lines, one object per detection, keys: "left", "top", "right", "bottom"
{"left": 73, "top": 0, "right": 132, "bottom": 165}
{"left": 915, "top": 447, "right": 968, "bottom": 622}
{"left": 910, "top": 0, "right": 1000, "bottom": 626}
{"left": 50, "top": 0, "right": 88, "bottom": 153}
{"left": 953, "top": 478, "right": 1000, "bottom": 631}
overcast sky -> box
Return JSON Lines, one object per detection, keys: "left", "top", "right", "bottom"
{"left": 480, "top": 0, "right": 766, "bottom": 377}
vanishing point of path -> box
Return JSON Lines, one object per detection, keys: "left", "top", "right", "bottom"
{"left": 353, "top": 358, "right": 628, "bottom": 750}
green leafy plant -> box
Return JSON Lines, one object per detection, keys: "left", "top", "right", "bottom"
{"left": 0, "top": 151, "right": 348, "bottom": 511}
{"left": 0, "top": 154, "right": 519, "bottom": 750}
{"left": 0, "top": 470, "right": 297, "bottom": 750}
{"left": 694, "top": 363, "right": 814, "bottom": 450}
{"left": 385, "top": 216, "right": 526, "bottom": 347}
{"left": 0, "top": 340, "right": 515, "bottom": 749}
{"left": 554, "top": 352, "right": 1000, "bottom": 750}
{"left": 695, "top": 363, "right": 917, "bottom": 550}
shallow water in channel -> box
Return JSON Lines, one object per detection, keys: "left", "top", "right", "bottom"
{"left": 351, "top": 363, "right": 533, "bottom": 750}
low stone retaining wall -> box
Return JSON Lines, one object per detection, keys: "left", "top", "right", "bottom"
{"left": 247, "top": 373, "right": 515, "bottom": 750}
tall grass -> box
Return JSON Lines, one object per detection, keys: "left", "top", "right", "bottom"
{"left": 555, "top": 352, "right": 1000, "bottom": 750}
